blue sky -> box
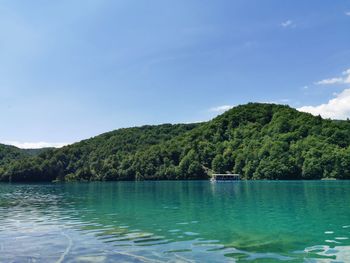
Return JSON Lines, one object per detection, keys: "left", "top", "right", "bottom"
{"left": 1, "top": 0, "right": 350, "bottom": 148}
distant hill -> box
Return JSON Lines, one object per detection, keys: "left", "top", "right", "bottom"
{"left": 23, "top": 148, "right": 55, "bottom": 156}
{"left": 0, "top": 144, "right": 50, "bottom": 166}
{"left": 1, "top": 103, "right": 350, "bottom": 182}
{"left": 0, "top": 144, "right": 28, "bottom": 166}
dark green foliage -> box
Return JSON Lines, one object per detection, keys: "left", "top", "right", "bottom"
{"left": 0, "top": 144, "right": 49, "bottom": 166}
{"left": 0, "top": 144, "right": 27, "bottom": 166}
{"left": 2, "top": 103, "right": 350, "bottom": 182}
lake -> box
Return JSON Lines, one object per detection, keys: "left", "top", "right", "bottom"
{"left": 1, "top": 181, "right": 350, "bottom": 262}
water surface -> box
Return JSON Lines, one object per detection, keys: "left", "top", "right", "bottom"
{"left": 1, "top": 181, "right": 350, "bottom": 262}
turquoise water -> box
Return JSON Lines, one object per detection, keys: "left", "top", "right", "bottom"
{"left": 1, "top": 181, "right": 350, "bottom": 262}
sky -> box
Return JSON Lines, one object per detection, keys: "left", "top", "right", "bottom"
{"left": 1, "top": 0, "right": 350, "bottom": 148}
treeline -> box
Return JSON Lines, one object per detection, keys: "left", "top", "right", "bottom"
{"left": 0, "top": 144, "right": 28, "bottom": 166}
{"left": 2, "top": 103, "right": 350, "bottom": 182}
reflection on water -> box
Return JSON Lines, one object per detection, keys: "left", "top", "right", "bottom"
{"left": 1, "top": 181, "right": 350, "bottom": 262}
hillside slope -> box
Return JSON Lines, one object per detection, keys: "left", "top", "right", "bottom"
{"left": 1, "top": 103, "right": 350, "bottom": 182}
{"left": 0, "top": 144, "right": 50, "bottom": 169}
{"left": 0, "top": 123, "right": 199, "bottom": 182}
{"left": 0, "top": 144, "right": 28, "bottom": 166}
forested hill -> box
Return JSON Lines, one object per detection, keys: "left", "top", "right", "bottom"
{"left": 0, "top": 144, "right": 49, "bottom": 166}
{"left": 2, "top": 103, "right": 350, "bottom": 182}
{"left": 0, "top": 144, "right": 28, "bottom": 166}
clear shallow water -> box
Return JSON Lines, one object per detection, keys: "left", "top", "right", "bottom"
{"left": 1, "top": 181, "right": 350, "bottom": 262}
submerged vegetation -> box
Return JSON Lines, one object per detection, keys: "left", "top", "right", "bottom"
{"left": 1, "top": 103, "right": 350, "bottom": 182}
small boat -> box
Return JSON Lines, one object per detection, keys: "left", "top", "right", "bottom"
{"left": 210, "top": 174, "right": 241, "bottom": 182}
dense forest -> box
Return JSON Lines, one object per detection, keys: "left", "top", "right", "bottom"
{"left": 1, "top": 103, "right": 350, "bottom": 182}
{"left": 0, "top": 144, "right": 28, "bottom": 166}
{"left": 0, "top": 144, "right": 48, "bottom": 166}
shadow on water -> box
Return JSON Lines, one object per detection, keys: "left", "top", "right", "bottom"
{"left": 1, "top": 181, "right": 350, "bottom": 262}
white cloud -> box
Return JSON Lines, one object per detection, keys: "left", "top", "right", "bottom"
{"left": 185, "top": 120, "right": 207, "bottom": 124}
{"left": 345, "top": 76, "right": 350, "bottom": 84}
{"left": 298, "top": 89, "right": 350, "bottom": 119}
{"left": 343, "top": 69, "right": 350, "bottom": 83}
{"left": 345, "top": 11, "right": 350, "bottom": 16}
{"left": 343, "top": 69, "right": 350, "bottom": 75}
{"left": 2, "top": 141, "right": 70, "bottom": 149}
{"left": 315, "top": 69, "right": 350, "bottom": 85}
{"left": 281, "top": 20, "right": 295, "bottom": 28}
{"left": 209, "top": 105, "right": 234, "bottom": 113}
{"left": 315, "top": 77, "right": 344, "bottom": 85}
